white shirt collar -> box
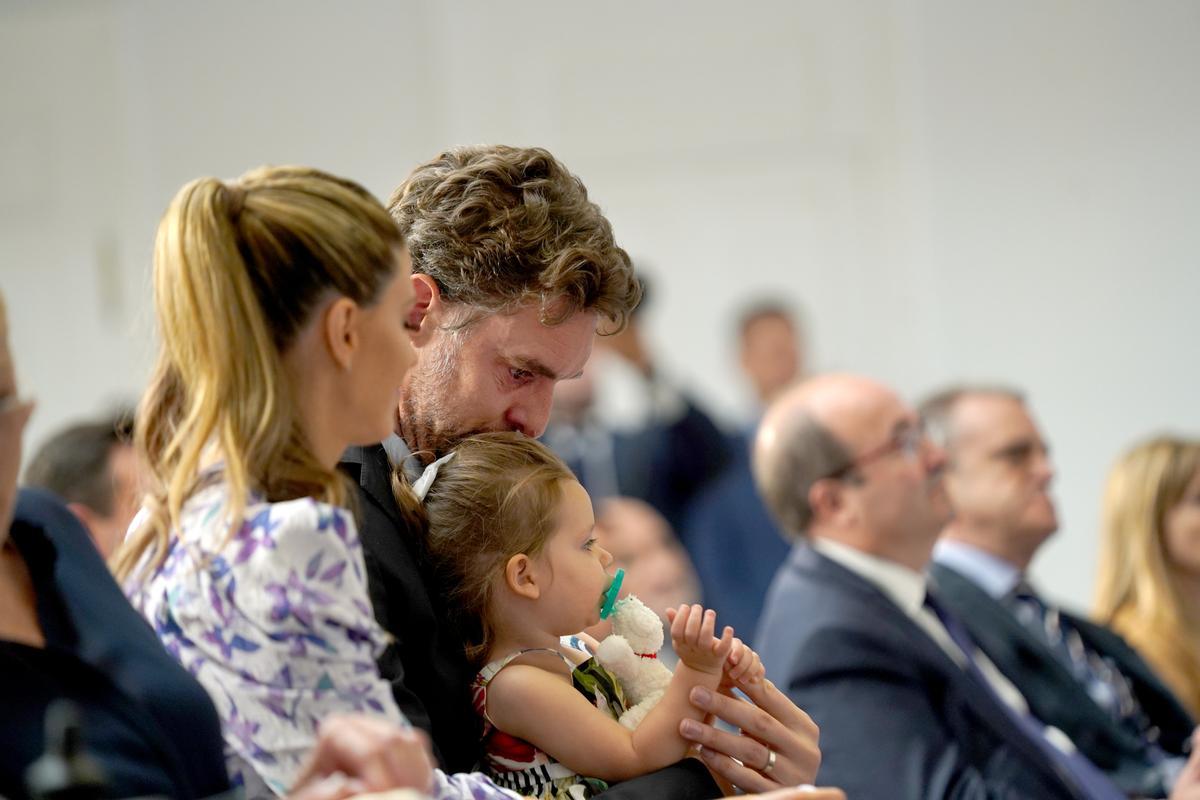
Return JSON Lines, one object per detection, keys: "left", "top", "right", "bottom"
{"left": 381, "top": 434, "right": 423, "bottom": 482}
{"left": 932, "top": 539, "right": 1022, "bottom": 599}
{"left": 811, "top": 537, "right": 928, "bottom": 619}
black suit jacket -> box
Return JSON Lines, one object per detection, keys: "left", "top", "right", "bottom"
{"left": 342, "top": 444, "right": 481, "bottom": 773}
{"left": 343, "top": 445, "right": 720, "bottom": 798}
{"left": 931, "top": 562, "right": 1195, "bottom": 797}
{"left": 756, "top": 542, "right": 1086, "bottom": 800}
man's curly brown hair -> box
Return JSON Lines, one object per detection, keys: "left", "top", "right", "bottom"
{"left": 388, "top": 145, "right": 641, "bottom": 332}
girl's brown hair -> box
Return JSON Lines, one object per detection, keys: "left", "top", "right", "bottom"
{"left": 395, "top": 432, "right": 575, "bottom": 664}
{"left": 112, "top": 165, "right": 403, "bottom": 583}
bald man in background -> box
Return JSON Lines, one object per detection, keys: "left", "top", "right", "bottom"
{"left": 750, "top": 374, "right": 1193, "bottom": 799}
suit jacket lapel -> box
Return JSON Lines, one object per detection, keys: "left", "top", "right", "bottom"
{"left": 344, "top": 444, "right": 405, "bottom": 530}
{"left": 930, "top": 563, "right": 1143, "bottom": 764}
{"left": 798, "top": 549, "right": 1083, "bottom": 797}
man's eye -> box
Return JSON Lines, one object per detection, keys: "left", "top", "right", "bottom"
{"left": 510, "top": 368, "right": 534, "bottom": 382}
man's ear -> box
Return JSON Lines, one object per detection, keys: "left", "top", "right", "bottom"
{"left": 323, "top": 297, "right": 360, "bottom": 371}
{"left": 808, "top": 479, "right": 842, "bottom": 526}
{"left": 408, "top": 274, "right": 443, "bottom": 346}
{"left": 504, "top": 553, "right": 541, "bottom": 601}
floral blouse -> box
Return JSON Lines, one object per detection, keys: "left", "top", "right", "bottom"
{"left": 126, "top": 477, "right": 517, "bottom": 800}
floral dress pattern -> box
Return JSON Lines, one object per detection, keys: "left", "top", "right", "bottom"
{"left": 126, "top": 477, "right": 518, "bottom": 800}
{"left": 472, "top": 649, "right": 627, "bottom": 800}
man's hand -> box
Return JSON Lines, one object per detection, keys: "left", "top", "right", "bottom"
{"left": 289, "top": 714, "right": 434, "bottom": 800}
{"left": 740, "top": 788, "right": 845, "bottom": 800}
{"left": 679, "top": 678, "right": 821, "bottom": 794}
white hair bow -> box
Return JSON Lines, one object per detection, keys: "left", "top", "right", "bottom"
{"left": 411, "top": 451, "right": 457, "bottom": 502}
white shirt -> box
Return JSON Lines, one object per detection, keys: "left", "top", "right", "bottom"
{"left": 932, "top": 538, "right": 1022, "bottom": 600}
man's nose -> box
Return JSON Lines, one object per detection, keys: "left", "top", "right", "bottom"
{"left": 505, "top": 385, "right": 556, "bottom": 438}
{"left": 1033, "top": 449, "right": 1055, "bottom": 487}
{"left": 922, "top": 438, "right": 948, "bottom": 473}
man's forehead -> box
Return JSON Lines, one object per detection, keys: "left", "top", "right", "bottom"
{"left": 954, "top": 394, "right": 1039, "bottom": 448}
{"left": 490, "top": 306, "right": 596, "bottom": 375}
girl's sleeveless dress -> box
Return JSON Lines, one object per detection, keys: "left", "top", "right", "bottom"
{"left": 472, "top": 648, "right": 628, "bottom": 800}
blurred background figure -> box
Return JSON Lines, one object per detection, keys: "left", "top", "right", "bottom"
{"left": 544, "top": 275, "right": 731, "bottom": 534}
{"left": 923, "top": 388, "right": 1194, "bottom": 798}
{"left": 1095, "top": 435, "right": 1200, "bottom": 720}
{"left": 679, "top": 300, "right": 804, "bottom": 639}
{"left": 738, "top": 302, "right": 806, "bottom": 415}
{"left": 584, "top": 497, "right": 701, "bottom": 664}
{"left": 22, "top": 411, "right": 139, "bottom": 559}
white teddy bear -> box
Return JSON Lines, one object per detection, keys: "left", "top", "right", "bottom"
{"left": 594, "top": 595, "right": 674, "bottom": 730}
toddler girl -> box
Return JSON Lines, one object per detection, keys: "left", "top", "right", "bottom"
{"left": 403, "top": 432, "right": 763, "bottom": 799}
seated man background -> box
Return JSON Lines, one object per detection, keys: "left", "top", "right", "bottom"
{"left": 921, "top": 386, "right": 1195, "bottom": 797}
{"left": 23, "top": 412, "right": 140, "bottom": 559}
{"left": 751, "top": 373, "right": 1173, "bottom": 799}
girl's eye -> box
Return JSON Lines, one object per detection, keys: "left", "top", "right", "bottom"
{"left": 583, "top": 538, "right": 597, "bottom": 550}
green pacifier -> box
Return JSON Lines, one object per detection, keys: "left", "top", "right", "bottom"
{"left": 599, "top": 568, "right": 625, "bottom": 620}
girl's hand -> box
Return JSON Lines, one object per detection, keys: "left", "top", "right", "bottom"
{"left": 723, "top": 638, "right": 765, "bottom": 687}
{"left": 668, "top": 604, "right": 733, "bottom": 674}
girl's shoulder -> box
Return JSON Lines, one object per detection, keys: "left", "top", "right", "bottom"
{"left": 479, "top": 647, "right": 584, "bottom": 687}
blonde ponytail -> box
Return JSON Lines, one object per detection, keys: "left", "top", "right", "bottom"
{"left": 113, "top": 166, "right": 402, "bottom": 583}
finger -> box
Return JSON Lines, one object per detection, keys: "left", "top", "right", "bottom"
{"left": 700, "top": 608, "right": 717, "bottom": 643}
{"left": 736, "top": 677, "right": 817, "bottom": 732}
{"left": 738, "top": 648, "right": 764, "bottom": 684}
{"left": 696, "top": 743, "right": 779, "bottom": 794}
{"left": 685, "top": 603, "right": 704, "bottom": 641}
{"left": 713, "top": 625, "right": 734, "bottom": 659}
{"left": 740, "top": 789, "right": 846, "bottom": 800}
{"left": 378, "top": 728, "right": 434, "bottom": 790}
{"left": 665, "top": 606, "right": 678, "bottom": 624}
{"left": 728, "top": 637, "right": 749, "bottom": 678}
{"left": 728, "top": 637, "right": 744, "bottom": 665}
{"left": 670, "top": 604, "right": 689, "bottom": 640}
{"left": 1177, "top": 728, "right": 1200, "bottom": 784}
{"left": 287, "top": 772, "right": 366, "bottom": 800}
{"left": 686, "top": 686, "right": 821, "bottom": 784}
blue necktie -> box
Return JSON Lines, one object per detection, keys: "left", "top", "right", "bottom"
{"left": 924, "top": 591, "right": 1127, "bottom": 800}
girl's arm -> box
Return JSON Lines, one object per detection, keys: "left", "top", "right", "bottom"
{"left": 485, "top": 605, "right": 732, "bottom": 782}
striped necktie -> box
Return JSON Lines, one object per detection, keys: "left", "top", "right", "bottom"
{"left": 924, "top": 591, "right": 1127, "bottom": 800}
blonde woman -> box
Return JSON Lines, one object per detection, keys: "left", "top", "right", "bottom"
{"left": 114, "top": 165, "right": 482, "bottom": 799}
{"left": 1095, "top": 435, "right": 1200, "bottom": 719}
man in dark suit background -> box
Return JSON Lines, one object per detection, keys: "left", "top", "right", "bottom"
{"left": 342, "top": 144, "right": 831, "bottom": 799}
{"left": 921, "top": 386, "right": 1196, "bottom": 797}
{"left": 750, "top": 373, "right": 1191, "bottom": 799}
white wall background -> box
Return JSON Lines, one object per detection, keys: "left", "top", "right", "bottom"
{"left": 2, "top": 0, "right": 1197, "bottom": 610}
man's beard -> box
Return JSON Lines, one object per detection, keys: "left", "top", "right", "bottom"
{"left": 397, "top": 334, "right": 489, "bottom": 461}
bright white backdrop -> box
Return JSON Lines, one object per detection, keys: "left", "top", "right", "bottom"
{"left": 2, "top": 0, "right": 1197, "bottom": 610}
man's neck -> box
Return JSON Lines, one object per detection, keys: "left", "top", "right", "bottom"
{"left": 940, "top": 524, "right": 1031, "bottom": 573}
{"left": 812, "top": 525, "right": 933, "bottom": 573}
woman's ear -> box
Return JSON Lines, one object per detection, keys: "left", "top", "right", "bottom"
{"left": 504, "top": 553, "right": 541, "bottom": 601}
{"left": 407, "top": 274, "right": 442, "bottom": 346}
{"left": 323, "top": 296, "right": 360, "bottom": 371}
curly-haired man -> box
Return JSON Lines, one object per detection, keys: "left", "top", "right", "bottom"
{"left": 342, "top": 146, "right": 827, "bottom": 799}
